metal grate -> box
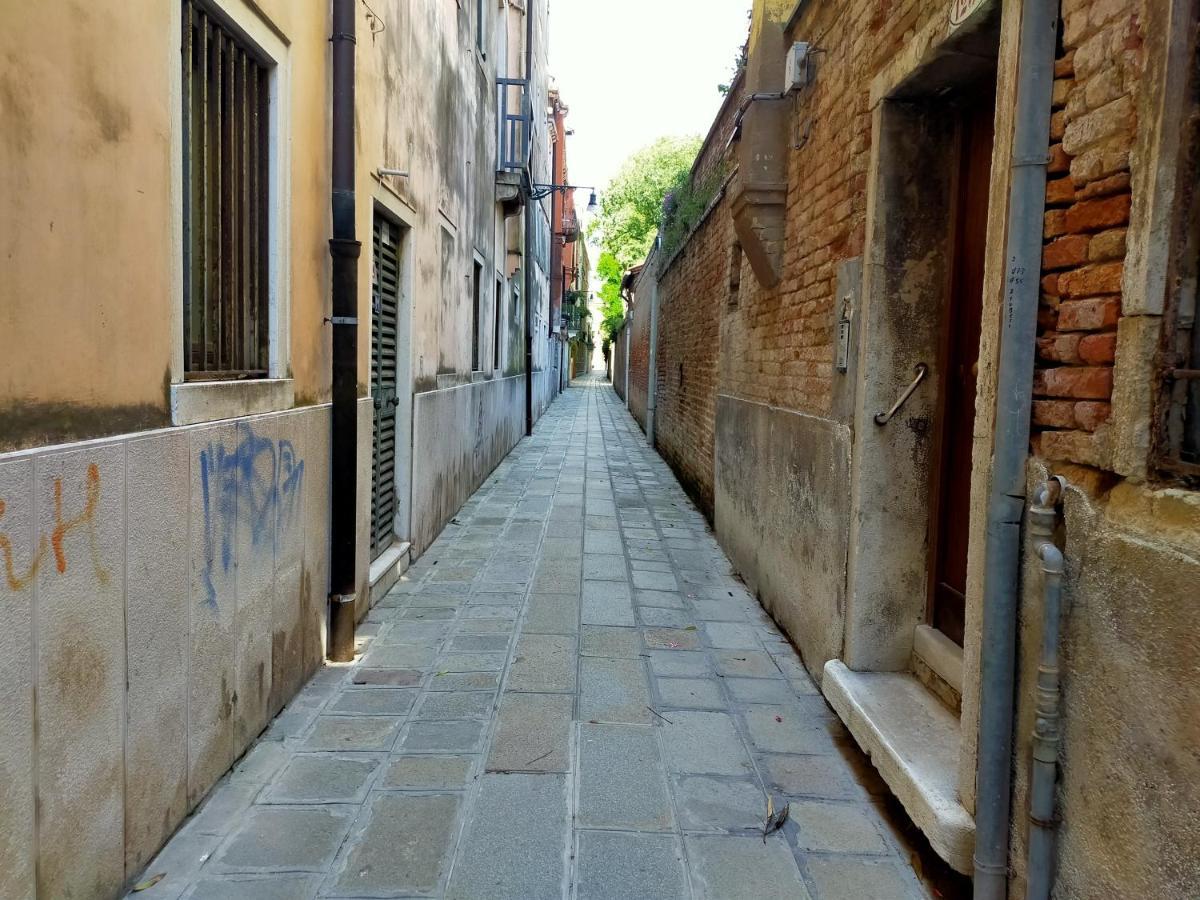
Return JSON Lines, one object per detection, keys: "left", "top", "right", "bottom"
{"left": 182, "top": 0, "right": 271, "bottom": 379}
{"left": 371, "top": 217, "right": 401, "bottom": 557}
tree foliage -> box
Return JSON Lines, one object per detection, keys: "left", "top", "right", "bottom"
{"left": 589, "top": 136, "right": 701, "bottom": 342}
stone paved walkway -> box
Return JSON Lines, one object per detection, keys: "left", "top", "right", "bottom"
{"left": 132, "top": 376, "right": 959, "bottom": 900}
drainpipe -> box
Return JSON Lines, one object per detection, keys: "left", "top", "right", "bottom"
{"left": 523, "top": 2, "right": 535, "bottom": 436}
{"left": 328, "top": 0, "right": 359, "bottom": 662}
{"left": 1026, "top": 477, "right": 1066, "bottom": 900}
{"left": 646, "top": 258, "right": 659, "bottom": 445}
{"left": 973, "top": 0, "right": 1059, "bottom": 895}
{"left": 624, "top": 318, "right": 630, "bottom": 408}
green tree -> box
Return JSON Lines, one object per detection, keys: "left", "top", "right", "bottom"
{"left": 589, "top": 136, "right": 701, "bottom": 341}
{"left": 596, "top": 252, "right": 626, "bottom": 340}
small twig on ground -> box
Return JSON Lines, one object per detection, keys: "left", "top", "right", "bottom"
{"left": 525, "top": 748, "right": 553, "bottom": 766}
{"left": 646, "top": 706, "right": 674, "bottom": 725}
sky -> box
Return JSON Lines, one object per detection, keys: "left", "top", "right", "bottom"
{"left": 548, "top": 1, "right": 752, "bottom": 214}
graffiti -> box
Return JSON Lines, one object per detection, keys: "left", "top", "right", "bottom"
{"left": 0, "top": 463, "right": 109, "bottom": 592}
{"left": 199, "top": 429, "right": 305, "bottom": 608}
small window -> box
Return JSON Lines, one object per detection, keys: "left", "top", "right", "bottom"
{"left": 471, "top": 260, "right": 484, "bottom": 371}
{"left": 728, "top": 241, "right": 743, "bottom": 307}
{"left": 1156, "top": 34, "right": 1200, "bottom": 478}
{"left": 494, "top": 276, "right": 504, "bottom": 372}
{"left": 182, "top": 0, "right": 272, "bottom": 379}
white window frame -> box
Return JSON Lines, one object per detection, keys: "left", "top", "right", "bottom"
{"left": 168, "top": 0, "right": 293, "bottom": 426}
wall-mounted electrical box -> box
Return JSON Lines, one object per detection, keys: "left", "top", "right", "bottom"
{"left": 784, "top": 42, "right": 812, "bottom": 93}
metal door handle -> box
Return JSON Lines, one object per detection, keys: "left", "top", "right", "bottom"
{"left": 874, "top": 363, "right": 929, "bottom": 426}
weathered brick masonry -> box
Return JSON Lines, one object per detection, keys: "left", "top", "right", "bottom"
{"left": 1033, "top": 0, "right": 1142, "bottom": 467}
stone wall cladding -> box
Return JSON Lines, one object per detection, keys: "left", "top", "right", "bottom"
{"left": 1033, "top": 0, "right": 1143, "bottom": 467}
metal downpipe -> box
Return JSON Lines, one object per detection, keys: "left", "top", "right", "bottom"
{"left": 328, "top": 0, "right": 360, "bottom": 662}
{"left": 973, "top": 0, "right": 1059, "bottom": 892}
{"left": 523, "top": 2, "right": 535, "bottom": 437}
{"left": 1025, "top": 478, "right": 1066, "bottom": 900}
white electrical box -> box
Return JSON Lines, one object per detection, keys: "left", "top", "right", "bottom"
{"left": 784, "top": 42, "right": 812, "bottom": 93}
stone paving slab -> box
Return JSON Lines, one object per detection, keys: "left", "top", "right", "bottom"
{"left": 130, "top": 378, "right": 957, "bottom": 900}
{"left": 444, "top": 774, "right": 568, "bottom": 900}
{"left": 577, "top": 723, "right": 674, "bottom": 831}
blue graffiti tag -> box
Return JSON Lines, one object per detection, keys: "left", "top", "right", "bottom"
{"left": 199, "top": 427, "right": 305, "bottom": 608}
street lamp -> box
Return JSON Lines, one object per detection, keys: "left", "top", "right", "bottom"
{"left": 531, "top": 182, "right": 599, "bottom": 212}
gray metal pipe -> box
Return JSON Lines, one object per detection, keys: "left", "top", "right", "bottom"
{"left": 1026, "top": 478, "right": 1065, "bottom": 899}
{"left": 523, "top": 2, "right": 535, "bottom": 436}
{"left": 973, "top": 0, "right": 1060, "bottom": 894}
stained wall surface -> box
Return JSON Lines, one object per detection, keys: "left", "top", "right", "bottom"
{"left": 0, "top": 406, "right": 329, "bottom": 900}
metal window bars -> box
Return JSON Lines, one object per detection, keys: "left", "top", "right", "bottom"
{"left": 182, "top": 0, "right": 271, "bottom": 379}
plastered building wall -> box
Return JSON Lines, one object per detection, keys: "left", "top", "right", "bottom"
{"left": 354, "top": 0, "right": 554, "bottom": 556}
{"left": 0, "top": 0, "right": 337, "bottom": 449}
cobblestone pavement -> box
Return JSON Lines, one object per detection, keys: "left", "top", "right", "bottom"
{"left": 132, "top": 376, "right": 963, "bottom": 900}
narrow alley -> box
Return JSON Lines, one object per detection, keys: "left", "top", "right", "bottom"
{"left": 131, "top": 377, "right": 958, "bottom": 900}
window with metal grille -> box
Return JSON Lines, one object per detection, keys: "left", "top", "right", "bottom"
{"left": 1156, "top": 27, "right": 1200, "bottom": 479}
{"left": 182, "top": 0, "right": 271, "bottom": 379}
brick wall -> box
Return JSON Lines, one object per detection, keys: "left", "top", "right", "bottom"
{"left": 626, "top": 276, "right": 652, "bottom": 429}
{"left": 611, "top": 327, "right": 627, "bottom": 402}
{"left": 654, "top": 201, "right": 732, "bottom": 519}
{"left": 1032, "top": 0, "right": 1142, "bottom": 468}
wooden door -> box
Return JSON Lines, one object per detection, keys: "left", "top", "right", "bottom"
{"left": 930, "top": 100, "right": 994, "bottom": 645}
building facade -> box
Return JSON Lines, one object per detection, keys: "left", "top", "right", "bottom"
{"left": 632, "top": 0, "right": 1200, "bottom": 896}
{"left": 0, "top": 0, "right": 555, "bottom": 896}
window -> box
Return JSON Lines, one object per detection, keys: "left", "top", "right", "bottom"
{"left": 728, "top": 241, "right": 743, "bottom": 308}
{"left": 1156, "top": 35, "right": 1200, "bottom": 477}
{"left": 182, "top": 0, "right": 272, "bottom": 379}
{"left": 494, "top": 276, "right": 504, "bottom": 372}
{"left": 471, "top": 260, "right": 483, "bottom": 371}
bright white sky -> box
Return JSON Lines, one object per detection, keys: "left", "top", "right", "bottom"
{"left": 548, "top": 1, "right": 752, "bottom": 213}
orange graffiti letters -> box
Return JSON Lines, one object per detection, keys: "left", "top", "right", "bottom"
{"left": 0, "top": 463, "right": 109, "bottom": 592}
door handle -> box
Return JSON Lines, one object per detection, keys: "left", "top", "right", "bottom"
{"left": 874, "top": 363, "right": 929, "bottom": 426}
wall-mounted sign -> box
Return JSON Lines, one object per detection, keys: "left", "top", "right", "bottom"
{"left": 950, "top": 0, "right": 988, "bottom": 27}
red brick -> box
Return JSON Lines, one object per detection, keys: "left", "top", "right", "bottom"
{"left": 1064, "top": 193, "right": 1132, "bottom": 232}
{"left": 1043, "top": 235, "right": 1090, "bottom": 270}
{"left": 1078, "top": 331, "right": 1118, "bottom": 364}
{"left": 1038, "top": 332, "right": 1083, "bottom": 363}
{"left": 1041, "top": 273, "right": 1063, "bottom": 298}
{"left": 1050, "top": 110, "right": 1067, "bottom": 141}
{"left": 1033, "top": 366, "right": 1114, "bottom": 400}
{"left": 1058, "top": 296, "right": 1121, "bottom": 331}
{"left": 1048, "top": 143, "right": 1071, "bottom": 175}
{"left": 1046, "top": 176, "right": 1076, "bottom": 205}
{"left": 1033, "top": 399, "right": 1078, "bottom": 428}
{"left": 1044, "top": 209, "right": 1069, "bottom": 239}
{"left": 1055, "top": 50, "right": 1076, "bottom": 79}
{"left": 1074, "top": 400, "right": 1112, "bottom": 431}
{"left": 1078, "top": 173, "right": 1130, "bottom": 200}
{"left": 1059, "top": 261, "right": 1124, "bottom": 297}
